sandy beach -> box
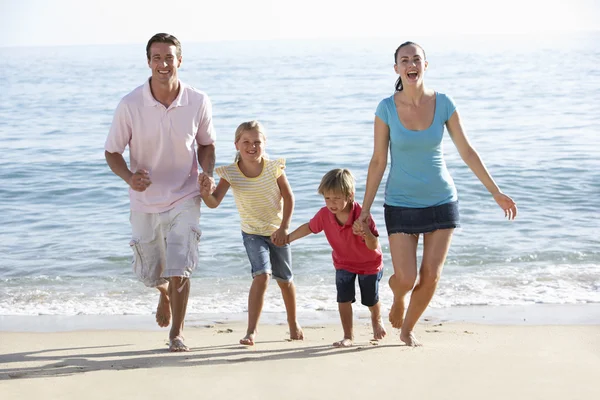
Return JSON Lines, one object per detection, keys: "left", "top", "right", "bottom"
{"left": 2, "top": 318, "right": 599, "bottom": 400}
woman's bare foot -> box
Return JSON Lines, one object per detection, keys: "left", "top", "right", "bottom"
{"left": 240, "top": 333, "right": 256, "bottom": 346}
{"left": 400, "top": 330, "right": 422, "bottom": 347}
{"left": 333, "top": 338, "right": 353, "bottom": 347}
{"left": 372, "top": 317, "right": 387, "bottom": 340}
{"left": 156, "top": 292, "right": 171, "bottom": 328}
{"left": 289, "top": 322, "right": 304, "bottom": 341}
{"left": 388, "top": 297, "right": 405, "bottom": 329}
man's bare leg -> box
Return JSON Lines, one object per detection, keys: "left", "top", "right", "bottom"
{"left": 333, "top": 302, "right": 353, "bottom": 347}
{"left": 277, "top": 280, "right": 304, "bottom": 341}
{"left": 401, "top": 229, "right": 453, "bottom": 347}
{"left": 369, "top": 302, "right": 387, "bottom": 341}
{"left": 156, "top": 282, "right": 171, "bottom": 328}
{"left": 241, "top": 273, "right": 270, "bottom": 346}
{"left": 388, "top": 234, "right": 419, "bottom": 328}
{"left": 168, "top": 276, "right": 190, "bottom": 352}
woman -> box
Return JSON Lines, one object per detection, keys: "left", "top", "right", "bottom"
{"left": 357, "top": 41, "right": 517, "bottom": 346}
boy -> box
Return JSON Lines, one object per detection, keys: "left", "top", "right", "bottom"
{"left": 276, "top": 169, "right": 386, "bottom": 347}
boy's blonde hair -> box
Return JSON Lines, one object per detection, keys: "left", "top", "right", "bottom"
{"left": 318, "top": 169, "right": 355, "bottom": 199}
{"left": 234, "top": 120, "right": 267, "bottom": 162}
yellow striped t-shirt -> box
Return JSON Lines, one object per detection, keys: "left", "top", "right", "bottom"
{"left": 215, "top": 158, "right": 285, "bottom": 236}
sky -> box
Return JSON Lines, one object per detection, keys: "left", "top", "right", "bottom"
{"left": 0, "top": 0, "right": 599, "bottom": 47}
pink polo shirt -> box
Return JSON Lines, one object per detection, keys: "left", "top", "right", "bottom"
{"left": 105, "top": 79, "right": 216, "bottom": 213}
{"left": 309, "top": 202, "right": 383, "bottom": 275}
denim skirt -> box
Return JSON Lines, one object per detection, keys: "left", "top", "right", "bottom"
{"left": 384, "top": 201, "right": 460, "bottom": 235}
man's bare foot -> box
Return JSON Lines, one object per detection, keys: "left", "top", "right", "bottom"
{"left": 240, "top": 333, "right": 256, "bottom": 346}
{"left": 388, "top": 297, "right": 405, "bottom": 329}
{"left": 400, "top": 330, "right": 422, "bottom": 347}
{"left": 333, "top": 338, "right": 353, "bottom": 347}
{"left": 289, "top": 322, "right": 304, "bottom": 340}
{"left": 156, "top": 292, "right": 171, "bottom": 328}
{"left": 169, "top": 336, "right": 189, "bottom": 352}
{"left": 372, "top": 318, "right": 387, "bottom": 340}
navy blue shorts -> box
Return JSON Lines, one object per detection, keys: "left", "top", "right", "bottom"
{"left": 336, "top": 269, "right": 383, "bottom": 307}
{"left": 384, "top": 201, "right": 460, "bottom": 235}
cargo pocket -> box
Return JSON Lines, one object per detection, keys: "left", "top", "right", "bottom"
{"left": 185, "top": 226, "right": 202, "bottom": 274}
{"left": 130, "top": 239, "right": 150, "bottom": 285}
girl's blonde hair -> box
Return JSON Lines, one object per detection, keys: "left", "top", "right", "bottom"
{"left": 234, "top": 120, "right": 268, "bottom": 162}
{"left": 318, "top": 168, "right": 355, "bottom": 200}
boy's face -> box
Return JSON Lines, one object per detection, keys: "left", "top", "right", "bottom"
{"left": 323, "top": 191, "right": 352, "bottom": 215}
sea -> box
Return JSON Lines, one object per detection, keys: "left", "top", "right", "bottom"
{"left": 1, "top": 32, "right": 599, "bottom": 330}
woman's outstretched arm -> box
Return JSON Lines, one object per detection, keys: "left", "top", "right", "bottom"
{"left": 446, "top": 111, "right": 517, "bottom": 219}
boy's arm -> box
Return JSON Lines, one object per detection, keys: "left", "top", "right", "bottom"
{"left": 362, "top": 227, "right": 379, "bottom": 251}
{"left": 354, "top": 219, "right": 379, "bottom": 250}
{"left": 201, "top": 178, "right": 230, "bottom": 208}
{"left": 286, "top": 223, "right": 313, "bottom": 244}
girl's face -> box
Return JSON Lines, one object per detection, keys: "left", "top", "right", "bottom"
{"left": 394, "top": 44, "right": 427, "bottom": 88}
{"left": 235, "top": 129, "right": 265, "bottom": 162}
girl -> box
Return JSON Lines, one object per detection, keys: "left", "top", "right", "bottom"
{"left": 358, "top": 42, "right": 517, "bottom": 346}
{"left": 200, "top": 120, "right": 303, "bottom": 346}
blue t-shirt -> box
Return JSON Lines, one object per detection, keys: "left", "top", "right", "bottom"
{"left": 375, "top": 92, "right": 458, "bottom": 208}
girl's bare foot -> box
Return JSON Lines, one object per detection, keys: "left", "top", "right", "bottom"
{"left": 400, "top": 330, "right": 422, "bottom": 347}
{"left": 372, "top": 317, "right": 387, "bottom": 340}
{"left": 240, "top": 333, "right": 256, "bottom": 346}
{"left": 156, "top": 292, "right": 171, "bottom": 328}
{"left": 333, "top": 338, "right": 353, "bottom": 347}
{"left": 289, "top": 322, "right": 304, "bottom": 340}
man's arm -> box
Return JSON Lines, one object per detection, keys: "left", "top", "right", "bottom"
{"left": 105, "top": 151, "right": 151, "bottom": 192}
{"left": 197, "top": 143, "right": 216, "bottom": 177}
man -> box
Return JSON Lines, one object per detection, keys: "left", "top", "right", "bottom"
{"left": 105, "top": 33, "right": 216, "bottom": 352}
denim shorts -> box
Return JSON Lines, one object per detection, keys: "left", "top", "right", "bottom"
{"left": 384, "top": 201, "right": 460, "bottom": 235}
{"left": 242, "top": 232, "right": 293, "bottom": 282}
{"left": 336, "top": 269, "right": 383, "bottom": 307}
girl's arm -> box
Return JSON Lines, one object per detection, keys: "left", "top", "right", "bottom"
{"left": 200, "top": 178, "right": 230, "bottom": 208}
{"left": 359, "top": 116, "right": 390, "bottom": 223}
{"left": 272, "top": 172, "right": 295, "bottom": 246}
{"left": 446, "top": 111, "right": 517, "bottom": 220}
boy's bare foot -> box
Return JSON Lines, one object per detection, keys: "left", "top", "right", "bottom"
{"left": 156, "top": 292, "right": 171, "bottom": 328}
{"left": 400, "top": 330, "right": 422, "bottom": 347}
{"left": 240, "top": 333, "right": 256, "bottom": 346}
{"left": 289, "top": 322, "right": 304, "bottom": 340}
{"left": 372, "top": 318, "right": 387, "bottom": 340}
{"left": 169, "top": 336, "right": 189, "bottom": 352}
{"left": 333, "top": 338, "right": 353, "bottom": 347}
{"left": 388, "top": 297, "right": 405, "bottom": 329}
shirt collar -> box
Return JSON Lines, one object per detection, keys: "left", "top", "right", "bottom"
{"left": 142, "top": 78, "right": 188, "bottom": 108}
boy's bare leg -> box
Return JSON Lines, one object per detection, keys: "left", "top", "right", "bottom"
{"left": 168, "top": 276, "right": 190, "bottom": 352}
{"left": 387, "top": 233, "right": 419, "bottom": 328}
{"left": 334, "top": 302, "right": 353, "bottom": 347}
{"left": 277, "top": 280, "right": 304, "bottom": 340}
{"left": 368, "top": 302, "right": 387, "bottom": 340}
{"left": 241, "top": 273, "right": 270, "bottom": 345}
{"left": 401, "top": 229, "right": 453, "bottom": 347}
{"left": 156, "top": 282, "right": 171, "bottom": 328}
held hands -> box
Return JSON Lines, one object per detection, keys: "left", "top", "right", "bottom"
{"left": 198, "top": 173, "right": 216, "bottom": 197}
{"left": 128, "top": 169, "right": 151, "bottom": 192}
{"left": 353, "top": 210, "right": 371, "bottom": 237}
{"left": 493, "top": 192, "right": 518, "bottom": 220}
{"left": 270, "top": 227, "right": 289, "bottom": 247}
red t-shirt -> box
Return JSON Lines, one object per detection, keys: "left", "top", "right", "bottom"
{"left": 309, "top": 202, "right": 383, "bottom": 275}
